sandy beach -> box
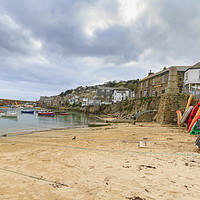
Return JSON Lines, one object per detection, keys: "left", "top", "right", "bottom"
{"left": 0, "top": 122, "right": 200, "bottom": 200}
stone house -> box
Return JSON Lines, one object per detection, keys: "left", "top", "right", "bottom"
{"left": 135, "top": 66, "right": 189, "bottom": 98}
{"left": 88, "top": 99, "right": 102, "bottom": 106}
{"left": 39, "top": 96, "right": 66, "bottom": 107}
{"left": 184, "top": 62, "right": 200, "bottom": 98}
{"left": 96, "top": 87, "right": 116, "bottom": 103}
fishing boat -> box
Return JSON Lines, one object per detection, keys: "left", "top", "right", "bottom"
{"left": 38, "top": 111, "right": 55, "bottom": 117}
{"left": 21, "top": 110, "right": 34, "bottom": 114}
{"left": 1, "top": 112, "right": 17, "bottom": 118}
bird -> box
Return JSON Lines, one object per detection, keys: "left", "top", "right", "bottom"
{"left": 72, "top": 136, "right": 76, "bottom": 140}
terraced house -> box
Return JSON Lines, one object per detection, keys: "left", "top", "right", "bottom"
{"left": 135, "top": 66, "right": 189, "bottom": 98}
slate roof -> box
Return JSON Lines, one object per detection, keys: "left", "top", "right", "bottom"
{"left": 185, "top": 62, "right": 200, "bottom": 71}
{"left": 139, "top": 66, "right": 190, "bottom": 83}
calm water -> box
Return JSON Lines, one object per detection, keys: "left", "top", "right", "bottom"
{"left": 0, "top": 108, "right": 94, "bottom": 136}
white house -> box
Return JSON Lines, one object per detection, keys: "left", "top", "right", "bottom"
{"left": 184, "top": 62, "right": 200, "bottom": 97}
{"left": 81, "top": 98, "right": 89, "bottom": 107}
{"left": 69, "top": 95, "right": 79, "bottom": 105}
{"left": 113, "top": 87, "right": 131, "bottom": 103}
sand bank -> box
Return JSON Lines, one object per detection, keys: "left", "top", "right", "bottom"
{"left": 0, "top": 122, "right": 200, "bottom": 200}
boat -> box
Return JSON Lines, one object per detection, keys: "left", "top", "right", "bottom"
{"left": 21, "top": 110, "right": 34, "bottom": 114}
{"left": 1, "top": 112, "right": 17, "bottom": 118}
{"left": 59, "top": 113, "right": 69, "bottom": 115}
{"left": 38, "top": 112, "right": 55, "bottom": 117}
{"left": 55, "top": 112, "right": 69, "bottom": 115}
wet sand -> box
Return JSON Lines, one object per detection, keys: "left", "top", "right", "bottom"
{"left": 0, "top": 122, "right": 200, "bottom": 200}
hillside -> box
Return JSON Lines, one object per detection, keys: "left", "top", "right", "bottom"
{"left": 59, "top": 79, "right": 139, "bottom": 97}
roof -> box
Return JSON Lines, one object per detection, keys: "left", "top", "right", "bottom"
{"left": 97, "top": 86, "right": 116, "bottom": 90}
{"left": 115, "top": 90, "right": 126, "bottom": 93}
{"left": 115, "top": 86, "right": 130, "bottom": 91}
{"left": 139, "top": 66, "right": 190, "bottom": 83}
{"left": 185, "top": 62, "right": 200, "bottom": 72}
{"left": 140, "top": 68, "right": 168, "bottom": 82}
{"left": 173, "top": 66, "right": 190, "bottom": 71}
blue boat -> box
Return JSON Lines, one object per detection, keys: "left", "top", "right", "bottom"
{"left": 21, "top": 110, "right": 34, "bottom": 114}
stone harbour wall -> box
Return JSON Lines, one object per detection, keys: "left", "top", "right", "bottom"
{"left": 83, "top": 93, "right": 190, "bottom": 124}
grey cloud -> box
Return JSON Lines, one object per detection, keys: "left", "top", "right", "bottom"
{"left": 0, "top": 0, "right": 200, "bottom": 100}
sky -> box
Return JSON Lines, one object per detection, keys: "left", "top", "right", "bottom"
{"left": 0, "top": 0, "right": 200, "bottom": 101}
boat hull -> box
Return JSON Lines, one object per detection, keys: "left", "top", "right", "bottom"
{"left": 38, "top": 112, "right": 55, "bottom": 117}
{"left": 1, "top": 113, "right": 17, "bottom": 118}
{"left": 21, "top": 110, "right": 34, "bottom": 114}
{"left": 58, "top": 113, "right": 69, "bottom": 115}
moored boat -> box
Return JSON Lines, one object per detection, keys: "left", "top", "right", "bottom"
{"left": 59, "top": 113, "right": 69, "bottom": 115}
{"left": 55, "top": 112, "right": 69, "bottom": 115}
{"left": 38, "top": 112, "right": 55, "bottom": 117}
{"left": 21, "top": 110, "right": 34, "bottom": 114}
{"left": 1, "top": 112, "right": 17, "bottom": 118}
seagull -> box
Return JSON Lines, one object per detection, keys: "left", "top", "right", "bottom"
{"left": 72, "top": 136, "right": 76, "bottom": 140}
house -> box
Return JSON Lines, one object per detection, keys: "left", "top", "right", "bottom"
{"left": 69, "top": 95, "right": 79, "bottom": 105}
{"left": 96, "top": 87, "right": 116, "bottom": 104}
{"left": 39, "top": 96, "right": 68, "bottom": 107}
{"left": 184, "top": 62, "right": 200, "bottom": 98}
{"left": 81, "top": 97, "right": 89, "bottom": 107}
{"left": 88, "top": 99, "right": 101, "bottom": 106}
{"left": 135, "top": 66, "right": 189, "bottom": 98}
{"left": 113, "top": 87, "right": 132, "bottom": 103}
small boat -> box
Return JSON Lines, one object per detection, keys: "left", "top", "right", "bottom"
{"left": 21, "top": 110, "right": 34, "bottom": 114}
{"left": 38, "top": 112, "right": 55, "bottom": 117}
{"left": 1, "top": 112, "right": 17, "bottom": 118}
{"left": 55, "top": 112, "right": 69, "bottom": 115}
{"left": 59, "top": 113, "right": 69, "bottom": 115}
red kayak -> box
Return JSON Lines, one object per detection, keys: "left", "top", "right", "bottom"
{"left": 188, "top": 102, "right": 200, "bottom": 127}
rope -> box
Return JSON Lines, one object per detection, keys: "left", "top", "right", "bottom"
{"left": 0, "top": 167, "right": 69, "bottom": 187}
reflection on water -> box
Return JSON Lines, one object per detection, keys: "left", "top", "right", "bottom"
{"left": 0, "top": 109, "right": 93, "bottom": 135}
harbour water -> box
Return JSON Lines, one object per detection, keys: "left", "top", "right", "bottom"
{"left": 0, "top": 109, "right": 94, "bottom": 136}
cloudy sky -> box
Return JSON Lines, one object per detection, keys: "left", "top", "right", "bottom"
{"left": 0, "top": 0, "right": 200, "bottom": 100}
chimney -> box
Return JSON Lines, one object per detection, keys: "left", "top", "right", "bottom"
{"left": 163, "top": 66, "right": 166, "bottom": 70}
{"left": 148, "top": 70, "right": 154, "bottom": 76}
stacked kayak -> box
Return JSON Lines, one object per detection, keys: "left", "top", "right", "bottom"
{"left": 176, "top": 94, "right": 200, "bottom": 148}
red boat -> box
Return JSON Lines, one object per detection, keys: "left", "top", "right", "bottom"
{"left": 38, "top": 112, "right": 55, "bottom": 117}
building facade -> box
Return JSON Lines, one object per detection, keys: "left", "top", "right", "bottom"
{"left": 113, "top": 87, "right": 132, "bottom": 103}
{"left": 96, "top": 87, "right": 116, "bottom": 103}
{"left": 184, "top": 62, "right": 200, "bottom": 98}
{"left": 135, "top": 66, "right": 189, "bottom": 98}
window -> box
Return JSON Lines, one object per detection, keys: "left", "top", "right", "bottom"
{"left": 179, "top": 86, "right": 183, "bottom": 93}
{"left": 153, "top": 78, "right": 155, "bottom": 86}
{"left": 141, "top": 82, "right": 143, "bottom": 88}
{"left": 146, "top": 80, "right": 148, "bottom": 87}
{"left": 185, "top": 72, "right": 188, "bottom": 80}
{"left": 162, "top": 89, "right": 165, "bottom": 94}
{"left": 144, "top": 90, "right": 146, "bottom": 97}
{"left": 161, "top": 75, "right": 165, "bottom": 84}
{"left": 152, "top": 90, "right": 155, "bottom": 96}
